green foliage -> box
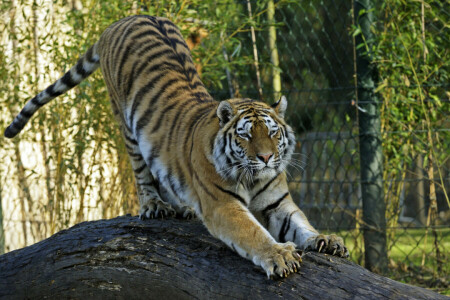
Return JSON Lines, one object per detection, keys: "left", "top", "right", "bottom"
{"left": 336, "top": 227, "right": 449, "bottom": 293}
{"left": 376, "top": 1, "right": 448, "bottom": 226}
{"left": 352, "top": 0, "right": 449, "bottom": 286}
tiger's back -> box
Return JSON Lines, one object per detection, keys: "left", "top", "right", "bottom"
{"left": 5, "top": 15, "right": 349, "bottom": 279}
{"left": 99, "top": 15, "right": 213, "bottom": 128}
{"left": 97, "top": 16, "right": 219, "bottom": 217}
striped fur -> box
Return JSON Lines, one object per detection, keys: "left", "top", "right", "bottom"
{"left": 4, "top": 15, "right": 348, "bottom": 278}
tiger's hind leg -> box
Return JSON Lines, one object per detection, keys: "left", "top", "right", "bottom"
{"left": 158, "top": 185, "right": 196, "bottom": 220}
{"left": 122, "top": 131, "right": 175, "bottom": 219}
{"left": 179, "top": 206, "right": 196, "bottom": 220}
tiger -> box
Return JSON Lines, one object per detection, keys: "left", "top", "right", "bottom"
{"left": 4, "top": 15, "right": 348, "bottom": 278}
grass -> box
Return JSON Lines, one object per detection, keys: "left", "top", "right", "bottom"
{"left": 328, "top": 227, "right": 449, "bottom": 295}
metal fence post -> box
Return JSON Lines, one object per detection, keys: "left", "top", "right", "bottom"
{"left": 354, "top": 0, "right": 388, "bottom": 273}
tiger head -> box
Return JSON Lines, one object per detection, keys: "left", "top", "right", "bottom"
{"left": 212, "top": 96, "right": 295, "bottom": 183}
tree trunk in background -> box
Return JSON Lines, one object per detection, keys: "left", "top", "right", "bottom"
{"left": 415, "top": 155, "right": 427, "bottom": 225}
{"left": 0, "top": 215, "right": 445, "bottom": 300}
{"left": 354, "top": 0, "right": 388, "bottom": 273}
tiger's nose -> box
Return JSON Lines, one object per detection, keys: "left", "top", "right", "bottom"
{"left": 257, "top": 153, "right": 273, "bottom": 164}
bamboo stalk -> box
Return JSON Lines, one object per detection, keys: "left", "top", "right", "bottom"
{"left": 415, "top": 1, "right": 440, "bottom": 273}
{"left": 246, "top": 0, "right": 263, "bottom": 100}
{"left": 29, "top": 0, "right": 42, "bottom": 242}
{"left": 221, "top": 31, "right": 235, "bottom": 98}
{"left": 9, "top": 0, "right": 39, "bottom": 246}
{"left": 267, "top": 0, "right": 281, "bottom": 100}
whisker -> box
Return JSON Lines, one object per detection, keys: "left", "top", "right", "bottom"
{"left": 289, "top": 158, "right": 308, "bottom": 165}
{"left": 221, "top": 162, "right": 246, "bottom": 176}
{"left": 235, "top": 169, "right": 246, "bottom": 193}
{"left": 289, "top": 161, "right": 306, "bottom": 169}
{"left": 247, "top": 167, "right": 254, "bottom": 185}
{"left": 290, "top": 152, "right": 309, "bottom": 158}
{"left": 289, "top": 160, "right": 308, "bottom": 170}
{"left": 286, "top": 163, "right": 305, "bottom": 175}
{"left": 284, "top": 168, "right": 294, "bottom": 180}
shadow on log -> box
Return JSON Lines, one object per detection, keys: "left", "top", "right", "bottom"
{"left": 0, "top": 215, "right": 445, "bottom": 299}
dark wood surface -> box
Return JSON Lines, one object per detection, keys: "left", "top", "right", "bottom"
{"left": 0, "top": 215, "right": 445, "bottom": 299}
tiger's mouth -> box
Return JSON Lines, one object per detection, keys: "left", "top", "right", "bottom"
{"left": 226, "top": 159, "right": 281, "bottom": 182}
{"left": 249, "top": 163, "right": 279, "bottom": 178}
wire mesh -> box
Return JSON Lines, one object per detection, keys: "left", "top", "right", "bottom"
{"left": 210, "top": 0, "right": 449, "bottom": 291}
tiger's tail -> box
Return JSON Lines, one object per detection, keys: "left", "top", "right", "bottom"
{"left": 4, "top": 42, "right": 100, "bottom": 138}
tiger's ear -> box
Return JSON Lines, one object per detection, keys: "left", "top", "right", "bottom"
{"left": 217, "top": 101, "right": 235, "bottom": 127}
{"left": 271, "top": 95, "right": 288, "bottom": 118}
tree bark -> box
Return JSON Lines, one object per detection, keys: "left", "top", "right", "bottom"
{"left": 0, "top": 215, "right": 445, "bottom": 300}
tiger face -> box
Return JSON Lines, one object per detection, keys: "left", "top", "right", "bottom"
{"left": 212, "top": 96, "right": 295, "bottom": 183}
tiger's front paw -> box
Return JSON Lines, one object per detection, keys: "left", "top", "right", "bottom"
{"left": 179, "top": 206, "right": 196, "bottom": 220}
{"left": 255, "top": 242, "right": 302, "bottom": 279}
{"left": 139, "top": 198, "right": 176, "bottom": 219}
{"left": 305, "top": 234, "right": 349, "bottom": 258}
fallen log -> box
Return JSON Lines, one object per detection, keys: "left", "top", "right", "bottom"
{"left": 0, "top": 215, "right": 445, "bottom": 299}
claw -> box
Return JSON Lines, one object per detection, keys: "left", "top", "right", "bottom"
{"left": 318, "top": 241, "right": 325, "bottom": 253}
{"left": 140, "top": 209, "right": 149, "bottom": 220}
{"left": 333, "top": 249, "right": 337, "bottom": 256}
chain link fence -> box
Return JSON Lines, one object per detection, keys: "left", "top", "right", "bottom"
{"left": 208, "top": 0, "right": 449, "bottom": 292}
